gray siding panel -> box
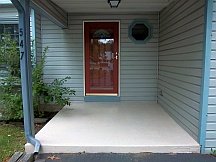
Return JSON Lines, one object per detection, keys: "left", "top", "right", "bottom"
{"left": 35, "top": 12, "right": 42, "bottom": 62}
{"left": 42, "top": 13, "right": 159, "bottom": 101}
{"left": 206, "top": 0, "right": 216, "bottom": 153}
{"left": 0, "top": 7, "right": 18, "bottom": 23}
{"left": 158, "top": 0, "right": 205, "bottom": 141}
{"left": 0, "top": 7, "right": 39, "bottom": 58}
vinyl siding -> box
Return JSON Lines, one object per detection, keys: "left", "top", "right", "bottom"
{"left": 205, "top": 0, "right": 216, "bottom": 153}
{"left": 35, "top": 12, "right": 42, "bottom": 62}
{"left": 0, "top": 7, "right": 39, "bottom": 59}
{"left": 158, "top": 0, "right": 205, "bottom": 141}
{"left": 0, "top": 7, "right": 18, "bottom": 23}
{"left": 41, "top": 14, "right": 159, "bottom": 101}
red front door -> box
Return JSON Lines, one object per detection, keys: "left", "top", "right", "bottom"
{"left": 84, "top": 22, "right": 119, "bottom": 95}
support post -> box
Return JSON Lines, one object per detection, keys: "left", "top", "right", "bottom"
{"left": 10, "top": 0, "right": 40, "bottom": 153}
{"left": 199, "top": 0, "right": 213, "bottom": 153}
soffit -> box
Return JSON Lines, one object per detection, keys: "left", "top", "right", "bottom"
{"left": 51, "top": 0, "right": 173, "bottom": 13}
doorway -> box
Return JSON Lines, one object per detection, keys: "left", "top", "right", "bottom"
{"left": 84, "top": 22, "right": 119, "bottom": 96}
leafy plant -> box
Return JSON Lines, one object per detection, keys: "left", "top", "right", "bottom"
{"left": 32, "top": 47, "right": 48, "bottom": 116}
{"left": 0, "top": 34, "right": 22, "bottom": 120}
{"left": 211, "top": 148, "right": 216, "bottom": 156}
{"left": 0, "top": 34, "right": 20, "bottom": 77}
{"left": 0, "top": 77, "right": 22, "bottom": 120}
{"left": 46, "top": 76, "right": 75, "bottom": 106}
{"left": 0, "top": 34, "right": 75, "bottom": 120}
{"left": 32, "top": 48, "right": 75, "bottom": 117}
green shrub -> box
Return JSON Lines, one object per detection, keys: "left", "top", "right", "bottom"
{"left": 0, "top": 34, "right": 75, "bottom": 120}
{"left": 211, "top": 148, "right": 216, "bottom": 156}
{"left": 0, "top": 34, "right": 22, "bottom": 120}
{"left": 0, "top": 34, "right": 20, "bottom": 77}
{"left": 32, "top": 48, "right": 75, "bottom": 117}
{"left": 0, "top": 76, "right": 22, "bottom": 120}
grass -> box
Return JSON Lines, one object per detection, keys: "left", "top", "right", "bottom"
{"left": 0, "top": 123, "right": 26, "bottom": 162}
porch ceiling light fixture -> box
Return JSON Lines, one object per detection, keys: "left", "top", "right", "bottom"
{"left": 108, "top": 0, "right": 121, "bottom": 8}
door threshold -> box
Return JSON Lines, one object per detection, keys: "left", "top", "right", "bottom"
{"left": 84, "top": 96, "right": 120, "bottom": 102}
{"left": 86, "top": 93, "right": 118, "bottom": 96}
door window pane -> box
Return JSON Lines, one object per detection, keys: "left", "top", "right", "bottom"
{"left": 89, "top": 29, "right": 115, "bottom": 91}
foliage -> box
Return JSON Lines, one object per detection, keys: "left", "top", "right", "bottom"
{"left": 32, "top": 49, "right": 75, "bottom": 116}
{"left": 0, "top": 124, "right": 25, "bottom": 162}
{"left": 0, "top": 34, "right": 22, "bottom": 120}
{"left": 211, "top": 148, "right": 216, "bottom": 156}
{"left": 32, "top": 47, "right": 48, "bottom": 116}
{"left": 0, "top": 34, "right": 20, "bottom": 77}
{"left": 0, "top": 77, "right": 22, "bottom": 120}
{"left": 0, "top": 34, "right": 75, "bottom": 120}
{"left": 46, "top": 76, "right": 75, "bottom": 106}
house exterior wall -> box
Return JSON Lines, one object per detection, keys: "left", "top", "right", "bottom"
{"left": 0, "top": 7, "right": 40, "bottom": 61}
{"left": 158, "top": 0, "right": 205, "bottom": 141}
{"left": 206, "top": 0, "right": 216, "bottom": 153}
{"left": 35, "top": 12, "right": 42, "bottom": 62}
{"left": 0, "top": 7, "right": 17, "bottom": 23}
{"left": 41, "top": 14, "right": 159, "bottom": 101}
{"left": 30, "top": 10, "right": 42, "bottom": 64}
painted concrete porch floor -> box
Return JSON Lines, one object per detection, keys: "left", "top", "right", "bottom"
{"left": 26, "top": 102, "right": 200, "bottom": 153}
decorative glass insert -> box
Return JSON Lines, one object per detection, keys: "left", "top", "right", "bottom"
{"left": 89, "top": 29, "right": 115, "bottom": 91}
{"left": 129, "top": 20, "right": 152, "bottom": 43}
{"left": 92, "top": 29, "right": 112, "bottom": 39}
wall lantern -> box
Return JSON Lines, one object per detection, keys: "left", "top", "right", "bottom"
{"left": 108, "top": 0, "right": 121, "bottom": 8}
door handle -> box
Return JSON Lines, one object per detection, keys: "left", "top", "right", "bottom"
{"left": 115, "top": 52, "right": 118, "bottom": 60}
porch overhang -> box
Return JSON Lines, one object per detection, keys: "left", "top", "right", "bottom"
{"left": 50, "top": 0, "right": 174, "bottom": 13}
{"left": 31, "top": 0, "right": 68, "bottom": 29}
{"left": 6, "top": 0, "right": 68, "bottom": 28}
{"left": 7, "top": 0, "right": 174, "bottom": 29}
{"left": 28, "top": 0, "right": 175, "bottom": 29}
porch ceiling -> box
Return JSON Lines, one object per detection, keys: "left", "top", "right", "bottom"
{"left": 50, "top": 0, "right": 173, "bottom": 13}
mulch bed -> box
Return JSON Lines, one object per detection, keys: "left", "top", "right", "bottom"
{"left": 0, "top": 111, "right": 57, "bottom": 133}
{"left": 0, "top": 121, "right": 45, "bottom": 134}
